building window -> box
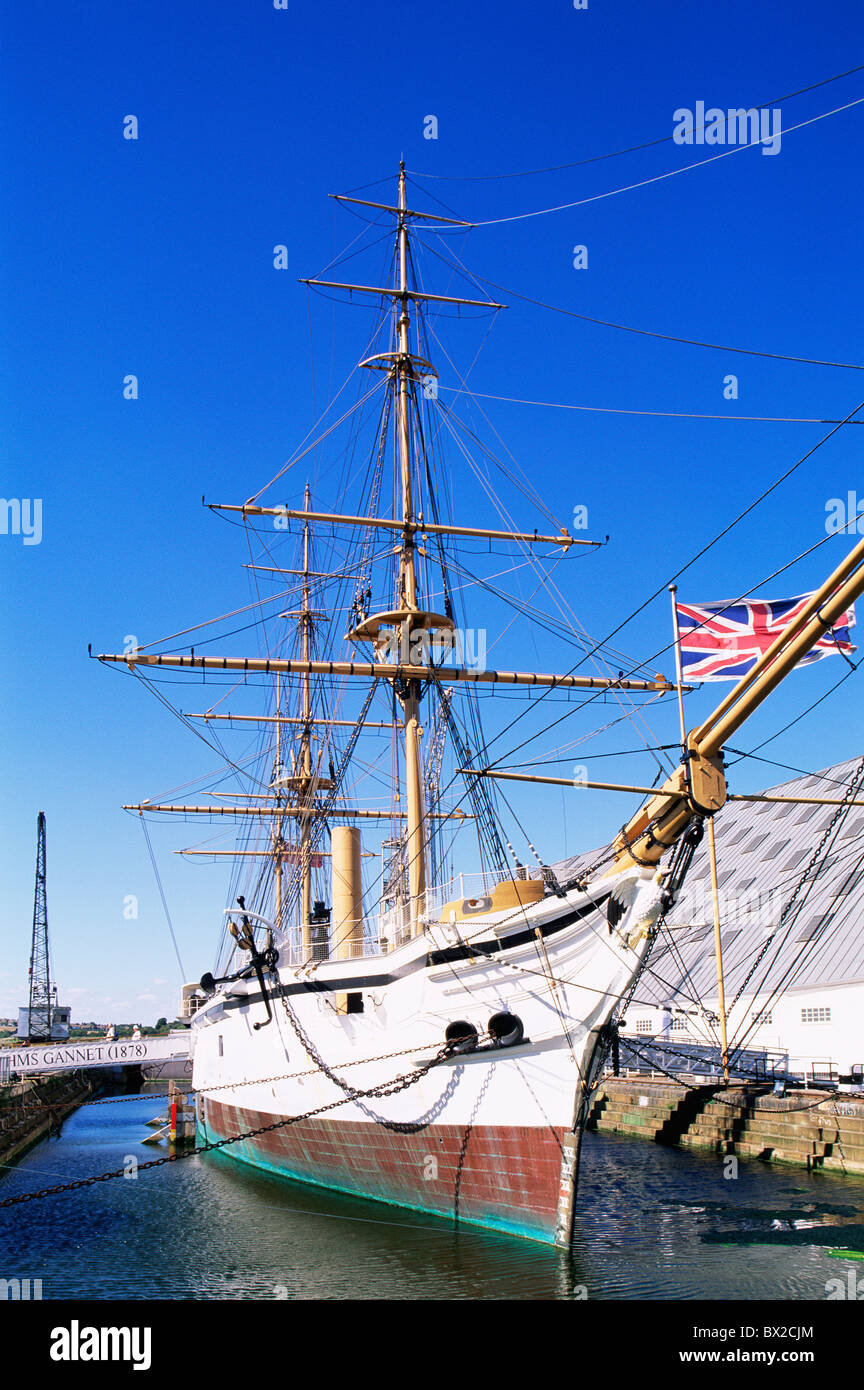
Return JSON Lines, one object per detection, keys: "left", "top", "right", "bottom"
{"left": 686, "top": 925, "right": 712, "bottom": 944}
{"left": 832, "top": 869, "right": 864, "bottom": 897}
{"left": 796, "top": 917, "right": 831, "bottom": 943}
{"left": 635, "top": 1019, "right": 653, "bottom": 1034}
{"left": 761, "top": 839, "right": 790, "bottom": 861}
{"left": 745, "top": 832, "right": 770, "bottom": 851}
{"left": 671, "top": 1017, "right": 687, "bottom": 1032}
{"left": 218, "top": 1035, "right": 224, "bottom": 1056}
{"left": 751, "top": 1010, "right": 772, "bottom": 1025}
{"left": 801, "top": 1007, "right": 831, "bottom": 1024}
{"left": 781, "top": 850, "right": 808, "bottom": 870}
{"left": 725, "top": 827, "right": 751, "bottom": 846}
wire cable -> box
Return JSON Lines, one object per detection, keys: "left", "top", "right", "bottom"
{"left": 407, "top": 62, "right": 864, "bottom": 182}
{"left": 468, "top": 98, "right": 864, "bottom": 226}
{"left": 419, "top": 234, "right": 864, "bottom": 373}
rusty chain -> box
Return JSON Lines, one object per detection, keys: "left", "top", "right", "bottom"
{"left": 1, "top": 1039, "right": 440, "bottom": 1120}
{"left": 0, "top": 1045, "right": 449, "bottom": 1210}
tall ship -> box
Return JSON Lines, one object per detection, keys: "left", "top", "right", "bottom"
{"left": 97, "top": 165, "right": 864, "bottom": 1245}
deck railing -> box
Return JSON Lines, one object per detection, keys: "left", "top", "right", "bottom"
{"left": 276, "top": 866, "right": 526, "bottom": 965}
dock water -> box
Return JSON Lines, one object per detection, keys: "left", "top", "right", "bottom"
{"left": 0, "top": 1072, "right": 95, "bottom": 1169}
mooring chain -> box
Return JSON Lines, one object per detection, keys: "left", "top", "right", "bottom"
{"left": 277, "top": 994, "right": 455, "bottom": 1134}
{"left": 2, "top": 1040, "right": 435, "bottom": 1120}
{"left": 0, "top": 1048, "right": 448, "bottom": 1210}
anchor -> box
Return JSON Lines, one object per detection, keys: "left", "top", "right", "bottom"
{"left": 199, "top": 898, "right": 279, "bottom": 1030}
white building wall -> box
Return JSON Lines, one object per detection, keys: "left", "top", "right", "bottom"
{"left": 626, "top": 977, "right": 864, "bottom": 1079}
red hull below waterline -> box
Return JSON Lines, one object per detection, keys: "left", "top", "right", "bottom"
{"left": 201, "top": 1097, "right": 566, "bottom": 1242}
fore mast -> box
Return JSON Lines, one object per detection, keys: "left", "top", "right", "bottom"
{"left": 394, "top": 160, "right": 428, "bottom": 932}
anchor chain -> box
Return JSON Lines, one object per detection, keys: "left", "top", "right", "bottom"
{"left": 0, "top": 1047, "right": 447, "bottom": 1210}
{"left": 277, "top": 992, "right": 456, "bottom": 1133}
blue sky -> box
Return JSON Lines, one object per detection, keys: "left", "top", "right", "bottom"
{"left": 2, "top": 0, "right": 863, "bottom": 1026}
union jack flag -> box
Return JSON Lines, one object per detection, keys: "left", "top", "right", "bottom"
{"left": 676, "top": 592, "right": 856, "bottom": 681}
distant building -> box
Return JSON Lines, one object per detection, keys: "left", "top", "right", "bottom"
{"left": 557, "top": 756, "right": 864, "bottom": 1082}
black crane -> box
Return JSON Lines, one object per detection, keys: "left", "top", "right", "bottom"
{"left": 27, "top": 811, "right": 52, "bottom": 1042}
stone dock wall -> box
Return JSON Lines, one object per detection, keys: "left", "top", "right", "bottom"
{"left": 0, "top": 1071, "right": 95, "bottom": 1169}
{"left": 587, "top": 1077, "right": 864, "bottom": 1175}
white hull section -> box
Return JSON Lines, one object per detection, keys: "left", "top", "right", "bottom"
{"left": 191, "top": 866, "right": 669, "bottom": 1241}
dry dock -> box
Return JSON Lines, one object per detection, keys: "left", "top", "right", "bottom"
{"left": 588, "top": 1077, "right": 864, "bottom": 1174}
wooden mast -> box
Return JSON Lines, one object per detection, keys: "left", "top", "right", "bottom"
{"left": 210, "top": 504, "right": 593, "bottom": 548}
{"left": 300, "top": 483, "right": 314, "bottom": 946}
{"left": 394, "top": 161, "right": 427, "bottom": 935}
{"left": 95, "top": 163, "right": 621, "bottom": 947}
{"left": 274, "top": 668, "right": 283, "bottom": 932}
{"left": 184, "top": 712, "right": 398, "bottom": 730}
{"left": 707, "top": 816, "right": 731, "bottom": 1084}
{"left": 274, "top": 482, "right": 319, "bottom": 949}
{"left": 99, "top": 652, "right": 676, "bottom": 694}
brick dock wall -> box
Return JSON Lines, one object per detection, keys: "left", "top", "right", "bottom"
{"left": 587, "top": 1077, "right": 864, "bottom": 1175}
{"left": 0, "top": 1072, "right": 95, "bottom": 1169}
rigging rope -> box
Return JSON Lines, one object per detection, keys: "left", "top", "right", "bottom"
{"left": 437, "top": 385, "right": 864, "bottom": 425}
{"left": 406, "top": 61, "right": 864, "bottom": 182}
{"left": 139, "top": 818, "right": 187, "bottom": 980}
{"left": 418, "top": 233, "right": 864, "bottom": 374}
{"left": 465, "top": 98, "right": 864, "bottom": 227}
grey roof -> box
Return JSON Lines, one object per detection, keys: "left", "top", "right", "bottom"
{"left": 554, "top": 755, "right": 864, "bottom": 1002}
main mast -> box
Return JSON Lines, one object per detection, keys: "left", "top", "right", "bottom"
{"left": 394, "top": 162, "right": 427, "bottom": 932}
{"left": 98, "top": 164, "right": 636, "bottom": 951}
{"left": 299, "top": 482, "right": 314, "bottom": 942}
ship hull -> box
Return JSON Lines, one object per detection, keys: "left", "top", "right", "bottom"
{"left": 201, "top": 1098, "right": 566, "bottom": 1241}
{"left": 191, "top": 867, "right": 667, "bottom": 1244}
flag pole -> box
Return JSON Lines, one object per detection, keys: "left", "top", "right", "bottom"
{"left": 708, "top": 816, "right": 731, "bottom": 1085}
{"left": 670, "top": 584, "right": 730, "bottom": 1083}
{"left": 668, "top": 585, "right": 688, "bottom": 755}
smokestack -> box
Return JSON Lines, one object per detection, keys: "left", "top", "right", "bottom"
{"left": 332, "top": 826, "right": 364, "bottom": 959}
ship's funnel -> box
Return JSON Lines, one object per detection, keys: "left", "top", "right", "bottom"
{"left": 332, "top": 826, "right": 364, "bottom": 959}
